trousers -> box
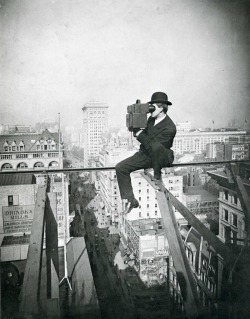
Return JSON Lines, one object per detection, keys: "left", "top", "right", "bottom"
{"left": 115, "top": 143, "right": 174, "bottom": 200}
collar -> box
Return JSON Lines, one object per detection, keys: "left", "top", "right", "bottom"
{"left": 154, "top": 114, "right": 166, "bottom": 126}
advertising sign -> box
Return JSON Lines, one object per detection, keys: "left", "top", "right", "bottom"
{"left": 52, "top": 180, "right": 65, "bottom": 238}
{"left": 2, "top": 205, "right": 35, "bottom": 234}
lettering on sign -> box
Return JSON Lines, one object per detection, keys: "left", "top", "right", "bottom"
{"left": 2, "top": 205, "right": 35, "bottom": 234}
{"left": 155, "top": 250, "right": 168, "bottom": 257}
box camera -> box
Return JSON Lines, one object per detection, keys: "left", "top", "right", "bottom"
{"left": 126, "top": 99, "right": 155, "bottom": 131}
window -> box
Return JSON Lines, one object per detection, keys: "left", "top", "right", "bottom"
{"left": 147, "top": 196, "right": 149, "bottom": 201}
{"left": 138, "top": 182, "right": 141, "bottom": 186}
{"left": 139, "top": 212, "right": 141, "bottom": 217}
{"left": 147, "top": 204, "right": 149, "bottom": 208}
{"left": 155, "top": 211, "right": 157, "bottom": 216}
{"left": 155, "top": 204, "right": 157, "bottom": 207}
{"left": 147, "top": 212, "right": 149, "bottom": 216}
{"left": 224, "top": 209, "right": 229, "bottom": 222}
{"left": 232, "top": 213, "right": 237, "bottom": 227}
{"left": 8, "top": 195, "right": 13, "bottom": 206}
{"left": 147, "top": 189, "right": 149, "bottom": 193}
{"left": 224, "top": 191, "right": 228, "bottom": 200}
{"left": 8, "top": 195, "right": 18, "bottom": 206}
{"left": 232, "top": 230, "right": 237, "bottom": 245}
{"left": 139, "top": 197, "right": 141, "bottom": 201}
{"left": 233, "top": 195, "right": 238, "bottom": 205}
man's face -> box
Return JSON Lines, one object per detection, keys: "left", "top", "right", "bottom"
{"left": 151, "top": 103, "right": 165, "bottom": 118}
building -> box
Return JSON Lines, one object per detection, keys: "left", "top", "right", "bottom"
{"left": 182, "top": 186, "right": 219, "bottom": 225}
{"left": 207, "top": 170, "right": 249, "bottom": 245}
{"left": 97, "top": 147, "right": 135, "bottom": 225}
{"left": 82, "top": 101, "right": 109, "bottom": 167}
{"left": 4, "top": 125, "right": 32, "bottom": 134}
{"left": 125, "top": 218, "right": 169, "bottom": 286}
{"left": 34, "top": 122, "right": 59, "bottom": 133}
{"left": 225, "top": 143, "right": 246, "bottom": 160}
{"left": 0, "top": 174, "right": 38, "bottom": 261}
{"left": 0, "top": 172, "right": 71, "bottom": 261}
{"left": 122, "top": 218, "right": 218, "bottom": 307}
{"left": 176, "top": 121, "right": 191, "bottom": 132}
{"left": 173, "top": 130, "right": 246, "bottom": 155}
{"left": 0, "top": 129, "right": 63, "bottom": 171}
{"left": 118, "top": 168, "right": 184, "bottom": 241}
{"left": 206, "top": 142, "right": 225, "bottom": 160}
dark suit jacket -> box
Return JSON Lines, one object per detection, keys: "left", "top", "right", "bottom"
{"left": 137, "top": 114, "right": 176, "bottom": 155}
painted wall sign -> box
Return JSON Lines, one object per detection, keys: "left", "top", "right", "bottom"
{"left": 2, "top": 205, "right": 35, "bottom": 234}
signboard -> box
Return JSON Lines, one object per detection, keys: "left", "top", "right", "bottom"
{"left": 154, "top": 249, "right": 168, "bottom": 257}
{"left": 2, "top": 205, "right": 35, "bottom": 234}
{"left": 52, "top": 181, "right": 65, "bottom": 238}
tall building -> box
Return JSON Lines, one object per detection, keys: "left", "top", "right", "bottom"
{"left": 82, "top": 101, "right": 109, "bottom": 167}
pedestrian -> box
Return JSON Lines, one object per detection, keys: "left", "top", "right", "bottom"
{"left": 115, "top": 91, "right": 176, "bottom": 212}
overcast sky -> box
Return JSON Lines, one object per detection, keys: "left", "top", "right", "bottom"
{"left": 0, "top": 0, "right": 249, "bottom": 130}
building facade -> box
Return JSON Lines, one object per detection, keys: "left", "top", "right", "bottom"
{"left": 207, "top": 171, "right": 248, "bottom": 245}
{"left": 0, "top": 129, "right": 63, "bottom": 171}
{"left": 0, "top": 174, "right": 38, "bottom": 261}
{"left": 173, "top": 131, "right": 246, "bottom": 155}
{"left": 176, "top": 121, "right": 191, "bottom": 132}
{"left": 0, "top": 172, "right": 71, "bottom": 261}
{"left": 82, "top": 101, "right": 109, "bottom": 167}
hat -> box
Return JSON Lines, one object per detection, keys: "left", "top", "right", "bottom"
{"left": 148, "top": 92, "right": 172, "bottom": 105}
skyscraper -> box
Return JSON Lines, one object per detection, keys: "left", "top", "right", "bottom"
{"left": 82, "top": 101, "right": 109, "bottom": 167}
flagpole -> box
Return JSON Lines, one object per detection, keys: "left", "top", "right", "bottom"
{"left": 58, "top": 113, "right": 61, "bottom": 169}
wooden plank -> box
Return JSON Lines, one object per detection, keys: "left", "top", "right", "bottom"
{"left": 141, "top": 172, "right": 234, "bottom": 265}
{"left": 45, "top": 192, "right": 60, "bottom": 317}
{"left": 19, "top": 185, "right": 47, "bottom": 317}
{"left": 157, "top": 192, "right": 200, "bottom": 318}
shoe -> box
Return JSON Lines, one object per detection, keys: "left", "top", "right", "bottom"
{"left": 154, "top": 174, "right": 162, "bottom": 181}
{"left": 128, "top": 197, "right": 139, "bottom": 209}
{"left": 122, "top": 198, "right": 139, "bottom": 215}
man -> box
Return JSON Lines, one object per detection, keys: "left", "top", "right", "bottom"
{"left": 115, "top": 91, "right": 176, "bottom": 211}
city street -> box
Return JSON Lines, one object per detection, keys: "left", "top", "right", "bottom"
{"left": 69, "top": 174, "right": 173, "bottom": 319}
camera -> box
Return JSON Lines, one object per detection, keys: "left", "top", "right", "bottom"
{"left": 126, "top": 99, "right": 155, "bottom": 131}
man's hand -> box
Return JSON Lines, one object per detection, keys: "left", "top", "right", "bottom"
{"left": 133, "top": 128, "right": 142, "bottom": 137}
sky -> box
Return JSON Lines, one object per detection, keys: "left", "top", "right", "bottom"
{"left": 0, "top": 0, "right": 249, "bottom": 130}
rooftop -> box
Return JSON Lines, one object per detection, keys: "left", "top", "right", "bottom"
{"left": 82, "top": 101, "right": 109, "bottom": 109}
{"left": 0, "top": 129, "right": 59, "bottom": 152}
{"left": 185, "top": 186, "right": 218, "bottom": 201}
{"left": 208, "top": 170, "right": 250, "bottom": 195}
{"left": 0, "top": 173, "right": 36, "bottom": 186}
{"left": 130, "top": 218, "right": 164, "bottom": 236}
